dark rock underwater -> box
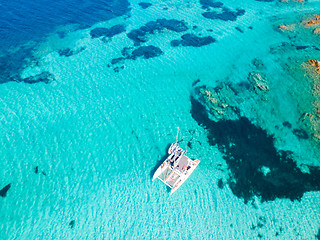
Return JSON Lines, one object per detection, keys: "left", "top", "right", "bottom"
{"left": 127, "top": 19, "right": 188, "bottom": 45}
{"left": 190, "top": 95, "right": 320, "bottom": 203}
{"left": 0, "top": 184, "right": 11, "bottom": 197}
{"left": 171, "top": 34, "right": 216, "bottom": 47}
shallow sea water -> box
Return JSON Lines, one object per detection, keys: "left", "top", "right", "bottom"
{"left": 0, "top": 0, "right": 320, "bottom": 239}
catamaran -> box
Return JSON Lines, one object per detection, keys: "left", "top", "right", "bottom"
{"left": 152, "top": 128, "right": 200, "bottom": 195}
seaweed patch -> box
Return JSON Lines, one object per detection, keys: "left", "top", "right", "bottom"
{"left": 190, "top": 96, "right": 320, "bottom": 203}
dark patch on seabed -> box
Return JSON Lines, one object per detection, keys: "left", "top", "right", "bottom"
{"left": 22, "top": 71, "right": 55, "bottom": 84}
{"left": 69, "top": 220, "right": 75, "bottom": 229}
{"left": 127, "top": 19, "right": 188, "bottom": 45}
{"left": 90, "top": 25, "right": 126, "bottom": 39}
{"left": 202, "top": 8, "right": 245, "bottom": 22}
{"left": 0, "top": 46, "right": 56, "bottom": 84}
{"left": 111, "top": 45, "right": 163, "bottom": 65}
{"left": 171, "top": 34, "right": 216, "bottom": 47}
{"left": 190, "top": 96, "right": 320, "bottom": 203}
{"left": 255, "top": 0, "right": 274, "bottom": 2}
{"left": 192, "top": 79, "right": 201, "bottom": 86}
{"left": 217, "top": 178, "right": 224, "bottom": 189}
{"left": 292, "top": 128, "right": 309, "bottom": 140}
{"left": 235, "top": 26, "right": 244, "bottom": 33}
{"left": 282, "top": 121, "right": 292, "bottom": 128}
{"left": 0, "top": 184, "right": 11, "bottom": 197}
{"left": 316, "top": 227, "right": 320, "bottom": 240}
{"left": 138, "top": 2, "right": 152, "bottom": 9}
{"left": 200, "top": 0, "right": 224, "bottom": 9}
{"left": 58, "top": 47, "right": 86, "bottom": 57}
{"left": 199, "top": 0, "right": 245, "bottom": 22}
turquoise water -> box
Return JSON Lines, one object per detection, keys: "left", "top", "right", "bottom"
{"left": 1, "top": 0, "right": 320, "bottom": 239}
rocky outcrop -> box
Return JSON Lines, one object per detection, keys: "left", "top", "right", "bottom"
{"left": 302, "top": 15, "right": 320, "bottom": 27}
{"left": 198, "top": 85, "right": 239, "bottom": 120}
{"left": 314, "top": 28, "right": 320, "bottom": 35}
{"left": 308, "top": 60, "right": 320, "bottom": 74}
{"left": 299, "top": 111, "right": 320, "bottom": 140}
{"left": 278, "top": 24, "right": 295, "bottom": 31}
{"left": 248, "top": 72, "right": 269, "bottom": 93}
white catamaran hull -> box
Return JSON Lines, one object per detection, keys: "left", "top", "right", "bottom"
{"left": 170, "top": 159, "right": 200, "bottom": 195}
{"left": 152, "top": 160, "right": 169, "bottom": 181}
{"left": 153, "top": 141, "right": 200, "bottom": 194}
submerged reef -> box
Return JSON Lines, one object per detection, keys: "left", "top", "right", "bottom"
{"left": 171, "top": 34, "right": 216, "bottom": 47}
{"left": 278, "top": 24, "right": 295, "bottom": 32}
{"left": 302, "top": 15, "right": 320, "bottom": 27}
{"left": 0, "top": 44, "right": 56, "bottom": 84}
{"left": 190, "top": 95, "right": 320, "bottom": 203}
{"left": 197, "top": 85, "right": 239, "bottom": 120}
{"left": 138, "top": 2, "right": 152, "bottom": 9}
{"left": 111, "top": 45, "right": 163, "bottom": 65}
{"left": 58, "top": 47, "right": 86, "bottom": 57}
{"left": 127, "top": 19, "right": 188, "bottom": 45}
{"left": 199, "top": 0, "right": 224, "bottom": 9}
{"left": 22, "top": 71, "right": 55, "bottom": 84}
{"left": 199, "top": 0, "right": 245, "bottom": 22}
{"left": 90, "top": 25, "right": 126, "bottom": 39}
{"left": 271, "top": 14, "right": 320, "bottom": 146}
{"left": 202, "top": 8, "right": 245, "bottom": 21}
{"left": 248, "top": 72, "right": 269, "bottom": 94}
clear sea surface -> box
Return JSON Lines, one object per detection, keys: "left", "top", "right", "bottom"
{"left": 0, "top": 0, "right": 320, "bottom": 239}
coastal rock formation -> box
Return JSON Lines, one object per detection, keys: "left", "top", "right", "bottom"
{"left": 278, "top": 24, "right": 295, "bottom": 31}
{"left": 302, "top": 15, "right": 320, "bottom": 27}
{"left": 308, "top": 60, "right": 320, "bottom": 74}
{"left": 314, "top": 28, "right": 320, "bottom": 35}
{"left": 248, "top": 72, "right": 269, "bottom": 93}
{"left": 299, "top": 112, "right": 320, "bottom": 140}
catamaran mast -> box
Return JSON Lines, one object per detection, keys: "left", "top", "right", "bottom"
{"left": 175, "top": 127, "right": 180, "bottom": 143}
